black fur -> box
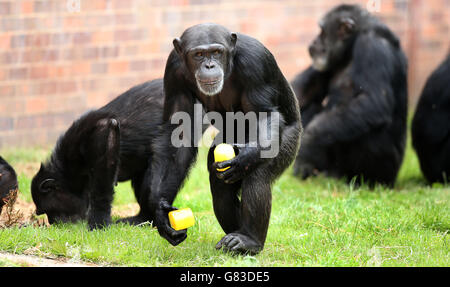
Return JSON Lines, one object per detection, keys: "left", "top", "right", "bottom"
{"left": 292, "top": 5, "right": 408, "bottom": 186}
{"left": 30, "top": 80, "right": 182, "bottom": 237}
{"left": 157, "top": 23, "right": 302, "bottom": 254}
{"left": 412, "top": 55, "right": 450, "bottom": 183}
{"left": 0, "top": 156, "right": 18, "bottom": 213}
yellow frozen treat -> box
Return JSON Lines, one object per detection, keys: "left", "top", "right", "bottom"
{"left": 168, "top": 208, "right": 195, "bottom": 231}
{"left": 214, "top": 143, "right": 236, "bottom": 172}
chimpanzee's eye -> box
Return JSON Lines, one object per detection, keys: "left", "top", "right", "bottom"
{"left": 196, "top": 52, "right": 203, "bottom": 58}
{"left": 214, "top": 50, "right": 221, "bottom": 55}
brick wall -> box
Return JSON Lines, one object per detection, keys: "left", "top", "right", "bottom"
{"left": 0, "top": 0, "right": 449, "bottom": 147}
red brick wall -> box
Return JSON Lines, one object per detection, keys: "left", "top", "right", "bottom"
{"left": 0, "top": 0, "right": 449, "bottom": 147}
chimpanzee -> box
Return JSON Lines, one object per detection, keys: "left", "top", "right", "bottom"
{"left": 153, "top": 23, "right": 302, "bottom": 255}
{"left": 31, "top": 79, "right": 191, "bottom": 245}
{"left": 0, "top": 156, "right": 18, "bottom": 214}
{"left": 291, "top": 4, "right": 408, "bottom": 186}
{"left": 412, "top": 55, "right": 450, "bottom": 184}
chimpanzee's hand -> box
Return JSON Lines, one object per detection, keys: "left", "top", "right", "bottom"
{"left": 213, "top": 144, "right": 262, "bottom": 184}
{"left": 293, "top": 160, "right": 316, "bottom": 179}
{"left": 293, "top": 133, "right": 321, "bottom": 179}
{"left": 154, "top": 201, "right": 187, "bottom": 246}
{"left": 293, "top": 150, "right": 320, "bottom": 179}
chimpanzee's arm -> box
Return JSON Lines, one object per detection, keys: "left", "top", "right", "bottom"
{"left": 213, "top": 105, "right": 281, "bottom": 183}
{"left": 291, "top": 66, "right": 330, "bottom": 127}
{"left": 150, "top": 129, "right": 198, "bottom": 246}
{"left": 292, "top": 66, "right": 330, "bottom": 108}
{"left": 149, "top": 52, "right": 199, "bottom": 246}
{"left": 214, "top": 80, "right": 301, "bottom": 183}
{"left": 84, "top": 117, "right": 121, "bottom": 230}
{"left": 213, "top": 43, "right": 302, "bottom": 182}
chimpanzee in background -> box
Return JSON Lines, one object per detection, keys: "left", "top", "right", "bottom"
{"left": 154, "top": 23, "right": 301, "bottom": 255}
{"left": 412, "top": 55, "right": 450, "bottom": 184}
{"left": 0, "top": 156, "right": 18, "bottom": 214}
{"left": 31, "top": 79, "right": 190, "bottom": 245}
{"left": 291, "top": 4, "right": 408, "bottom": 186}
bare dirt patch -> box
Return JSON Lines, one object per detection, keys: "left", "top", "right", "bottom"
{"left": 0, "top": 196, "right": 101, "bottom": 266}
{"left": 0, "top": 191, "right": 45, "bottom": 228}
{"left": 112, "top": 203, "right": 140, "bottom": 218}
{"left": 0, "top": 252, "right": 100, "bottom": 267}
{"left": 0, "top": 190, "right": 139, "bottom": 267}
{"left": 1, "top": 194, "right": 140, "bottom": 227}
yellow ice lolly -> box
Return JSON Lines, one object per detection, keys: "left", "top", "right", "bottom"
{"left": 214, "top": 143, "right": 236, "bottom": 172}
{"left": 168, "top": 208, "right": 195, "bottom": 231}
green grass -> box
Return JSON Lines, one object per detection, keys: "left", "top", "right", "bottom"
{"left": 0, "top": 259, "right": 20, "bottom": 267}
{"left": 0, "top": 138, "right": 448, "bottom": 267}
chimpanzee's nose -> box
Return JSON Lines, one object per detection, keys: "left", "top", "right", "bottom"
{"left": 206, "top": 62, "right": 215, "bottom": 69}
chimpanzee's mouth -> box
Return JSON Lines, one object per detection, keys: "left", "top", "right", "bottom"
{"left": 199, "top": 79, "right": 221, "bottom": 85}
{"left": 195, "top": 70, "right": 224, "bottom": 96}
{"left": 312, "top": 56, "right": 328, "bottom": 71}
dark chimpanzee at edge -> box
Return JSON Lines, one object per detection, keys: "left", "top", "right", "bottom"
{"left": 155, "top": 23, "right": 302, "bottom": 255}
{"left": 0, "top": 156, "right": 18, "bottom": 213}
{"left": 291, "top": 4, "right": 408, "bottom": 186}
{"left": 412, "top": 55, "right": 450, "bottom": 184}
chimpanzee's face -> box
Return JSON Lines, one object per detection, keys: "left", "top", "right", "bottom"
{"left": 0, "top": 166, "right": 16, "bottom": 198}
{"left": 0, "top": 162, "right": 18, "bottom": 212}
{"left": 31, "top": 164, "right": 87, "bottom": 224}
{"left": 309, "top": 14, "right": 357, "bottom": 71}
{"left": 173, "top": 23, "right": 237, "bottom": 96}
{"left": 187, "top": 44, "right": 228, "bottom": 96}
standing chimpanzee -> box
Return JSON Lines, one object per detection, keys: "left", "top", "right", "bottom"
{"left": 412, "top": 55, "right": 450, "bottom": 184}
{"left": 291, "top": 4, "right": 408, "bottom": 186}
{"left": 151, "top": 23, "right": 302, "bottom": 255}
{"left": 0, "top": 156, "right": 18, "bottom": 214}
{"left": 31, "top": 79, "right": 191, "bottom": 245}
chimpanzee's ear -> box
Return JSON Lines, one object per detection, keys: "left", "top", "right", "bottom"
{"left": 230, "top": 33, "right": 237, "bottom": 47}
{"left": 40, "top": 179, "right": 57, "bottom": 193}
{"left": 173, "top": 37, "right": 183, "bottom": 55}
{"left": 338, "top": 17, "right": 355, "bottom": 37}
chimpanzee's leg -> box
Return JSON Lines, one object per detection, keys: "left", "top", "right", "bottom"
{"left": 214, "top": 168, "right": 271, "bottom": 255}
{"left": 214, "top": 112, "right": 300, "bottom": 255}
{"left": 207, "top": 147, "right": 242, "bottom": 234}
{"left": 117, "top": 165, "right": 153, "bottom": 225}
{"left": 208, "top": 145, "right": 271, "bottom": 255}
{"left": 87, "top": 118, "right": 120, "bottom": 230}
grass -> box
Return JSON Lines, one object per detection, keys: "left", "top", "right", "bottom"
{"left": 0, "top": 137, "right": 448, "bottom": 267}
{"left": 0, "top": 259, "right": 20, "bottom": 267}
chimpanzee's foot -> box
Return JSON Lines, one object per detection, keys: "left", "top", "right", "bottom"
{"left": 88, "top": 215, "right": 111, "bottom": 231}
{"left": 215, "top": 233, "right": 263, "bottom": 255}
